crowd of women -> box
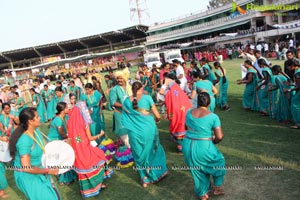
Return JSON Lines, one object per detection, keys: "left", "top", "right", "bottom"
{"left": 237, "top": 51, "right": 300, "bottom": 129}
{"left": 0, "top": 59, "right": 231, "bottom": 200}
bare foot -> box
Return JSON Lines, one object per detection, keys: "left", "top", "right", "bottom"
{"left": 0, "top": 191, "right": 8, "bottom": 199}
{"left": 199, "top": 193, "right": 209, "bottom": 200}
{"left": 101, "top": 184, "right": 108, "bottom": 189}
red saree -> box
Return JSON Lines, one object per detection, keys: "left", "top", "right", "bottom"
{"left": 67, "top": 105, "right": 109, "bottom": 198}
{"left": 165, "top": 82, "right": 192, "bottom": 151}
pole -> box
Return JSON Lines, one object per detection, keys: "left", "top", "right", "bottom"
{"left": 135, "top": 0, "right": 141, "bottom": 24}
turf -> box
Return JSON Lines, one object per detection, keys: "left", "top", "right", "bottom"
{"left": 3, "top": 58, "right": 300, "bottom": 200}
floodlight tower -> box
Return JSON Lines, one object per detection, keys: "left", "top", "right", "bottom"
{"left": 129, "top": 0, "right": 150, "bottom": 25}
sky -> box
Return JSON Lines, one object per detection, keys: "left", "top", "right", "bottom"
{"left": 0, "top": 0, "right": 209, "bottom": 52}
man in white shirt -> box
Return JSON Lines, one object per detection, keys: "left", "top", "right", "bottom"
{"left": 227, "top": 48, "right": 233, "bottom": 60}
{"left": 239, "top": 49, "right": 257, "bottom": 78}
{"left": 264, "top": 43, "right": 269, "bottom": 57}
{"left": 37, "top": 77, "right": 47, "bottom": 92}
{"left": 239, "top": 49, "right": 256, "bottom": 64}
{"left": 281, "top": 46, "right": 288, "bottom": 60}
{"left": 60, "top": 75, "right": 69, "bottom": 88}
{"left": 11, "top": 70, "right": 16, "bottom": 81}
{"left": 289, "top": 39, "right": 294, "bottom": 51}
{"left": 46, "top": 79, "right": 56, "bottom": 90}
{"left": 173, "top": 59, "right": 187, "bottom": 90}
{"left": 14, "top": 85, "right": 22, "bottom": 97}
{"left": 275, "top": 40, "right": 279, "bottom": 59}
{"left": 256, "top": 43, "right": 262, "bottom": 52}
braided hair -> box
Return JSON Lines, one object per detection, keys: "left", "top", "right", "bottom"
{"left": 131, "top": 81, "right": 143, "bottom": 110}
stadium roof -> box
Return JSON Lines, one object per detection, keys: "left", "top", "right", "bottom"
{"left": 0, "top": 25, "right": 148, "bottom": 69}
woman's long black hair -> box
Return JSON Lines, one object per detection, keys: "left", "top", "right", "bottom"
{"left": 56, "top": 102, "right": 67, "bottom": 115}
{"left": 9, "top": 107, "right": 37, "bottom": 159}
{"left": 163, "top": 72, "right": 181, "bottom": 85}
{"left": 131, "top": 82, "right": 143, "bottom": 110}
{"left": 244, "top": 60, "right": 262, "bottom": 79}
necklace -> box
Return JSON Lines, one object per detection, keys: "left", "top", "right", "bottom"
{"left": 25, "top": 130, "right": 45, "bottom": 152}
{"left": 87, "top": 91, "right": 94, "bottom": 105}
{"left": 3, "top": 114, "right": 10, "bottom": 130}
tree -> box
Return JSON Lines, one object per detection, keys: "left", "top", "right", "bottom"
{"left": 207, "top": 0, "right": 233, "bottom": 9}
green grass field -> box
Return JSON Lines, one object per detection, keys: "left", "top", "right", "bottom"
{"left": 3, "top": 58, "right": 300, "bottom": 200}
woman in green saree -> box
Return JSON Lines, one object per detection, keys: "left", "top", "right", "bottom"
{"left": 0, "top": 106, "right": 11, "bottom": 199}
{"left": 69, "top": 80, "right": 81, "bottom": 101}
{"left": 0, "top": 162, "right": 8, "bottom": 198}
{"left": 41, "top": 85, "right": 55, "bottom": 120}
{"left": 54, "top": 87, "right": 66, "bottom": 112}
{"left": 0, "top": 103, "right": 16, "bottom": 137}
{"left": 82, "top": 83, "right": 104, "bottom": 142}
{"left": 182, "top": 92, "right": 225, "bottom": 200}
{"left": 237, "top": 60, "right": 259, "bottom": 111}
{"left": 256, "top": 59, "right": 273, "bottom": 116}
{"left": 48, "top": 102, "right": 77, "bottom": 185}
{"left": 121, "top": 82, "right": 168, "bottom": 188}
{"left": 13, "top": 92, "right": 27, "bottom": 118}
{"left": 268, "top": 65, "right": 280, "bottom": 119}
{"left": 139, "top": 71, "right": 152, "bottom": 95}
{"left": 29, "top": 88, "right": 47, "bottom": 123}
{"left": 269, "top": 65, "right": 291, "bottom": 122}
{"left": 9, "top": 107, "right": 60, "bottom": 200}
{"left": 286, "top": 60, "right": 300, "bottom": 128}
{"left": 213, "top": 61, "right": 230, "bottom": 111}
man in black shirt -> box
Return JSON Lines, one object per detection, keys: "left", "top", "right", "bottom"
{"left": 284, "top": 50, "right": 299, "bottom": 80}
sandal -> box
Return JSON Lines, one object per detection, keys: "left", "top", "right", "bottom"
{"left": 290, "top": 125, "right": 300, "bottom": 129}
{"left": 260, "top": 112, "right": 268, "bottom": 116}
{"left": 212, "top": 186, "right": 225, "bottom": 196}
{"left": 223, "top": 105, "right": 231, "bottom": 111}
